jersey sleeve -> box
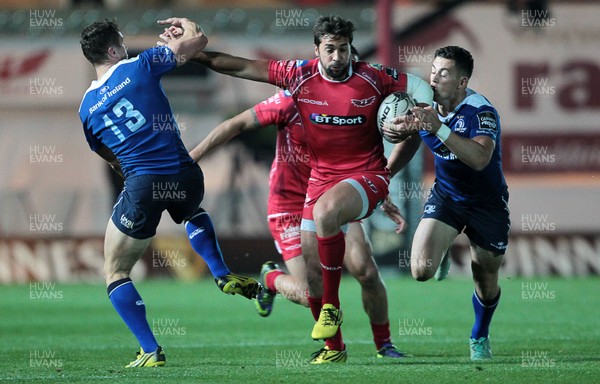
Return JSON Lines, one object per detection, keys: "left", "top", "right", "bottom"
{"left": 374, "top": 64, "right": 408, "bottom": 95}
{"left": 253, "top": 91, "right": 295, "bottom": 127}
{"left": 78, "top": 100, "right": 100, "bottom": 152}
{"left": 137, "top": 46, "right": 177, "bottom": 77}
{"left": 406, "top": 73, "right": 433, "bottom": 105}
{"left": 469, "top": 107, "right": 500, "bottom": 140}
{"left": 268, "top": 59, "right": 307, "bottom": 89}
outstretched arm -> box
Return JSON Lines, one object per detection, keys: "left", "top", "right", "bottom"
{"left": 194, "top": 51, "right": 271, "bottom": 83}
{"left": 189, "top": 108, "right": 262, "bottom": 163}
{"left": 157, "top": 24, "right": 270, "bottom": 82}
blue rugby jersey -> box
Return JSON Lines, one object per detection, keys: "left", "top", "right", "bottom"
{"left": 79, "top": 46, "right": 193, "bottom": 178}
{"left": 419, "top": 89, "right": 507, "bottom": 204}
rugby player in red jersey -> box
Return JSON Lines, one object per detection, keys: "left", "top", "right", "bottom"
{"left": 189, "top": 84, "right": 407, "bottom": 360}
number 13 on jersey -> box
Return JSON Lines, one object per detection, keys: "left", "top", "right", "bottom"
{"left": 102, "top": 97, "right": 146, "bottom": 141}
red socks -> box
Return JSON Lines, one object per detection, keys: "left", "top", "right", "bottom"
{"left": 371, "top": 321, "right": 392, "bottom": 350}
{"left": 326, "top": 329, "right": 345, "bottom": 351}
{"left": 265, "top": 269, "right": 284, "bottom": 292}
{"left": 308, "top": 296, "right": 321, "bottom": 321}
{"left": 317, "top": 231, "right": 345, "bottom": 308}
{"left": 307, "top": 232, "right": 346, "bottom": 352}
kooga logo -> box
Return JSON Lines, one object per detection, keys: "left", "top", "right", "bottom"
{"left": 298, "top": 98, "right": 328, "bottom": 106}
{"left": 310, "top": 114, "right": 366, "bottom": 126}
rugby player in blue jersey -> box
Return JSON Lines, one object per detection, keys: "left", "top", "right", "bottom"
{"left": 78, "top": 18, "right": 260, "bottom": 367}
{"left": 383, "top": 46, "right": 510, "bottom": 361}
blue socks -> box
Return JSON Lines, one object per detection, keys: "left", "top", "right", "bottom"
{"left": 184, "top": 209, "right": 230, "bottom": 278}
{"left": 107, "top": 278, "right": 158, "bottom": 353}
{"left": 471, "top": 288, "right": 501, "bottom": 340}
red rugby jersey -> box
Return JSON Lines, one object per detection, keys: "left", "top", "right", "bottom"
{"left": 268, "top": 58, "right": 408, "bottom": 183}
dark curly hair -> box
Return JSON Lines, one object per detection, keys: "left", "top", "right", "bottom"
{"left": 313, "top": 15, "right": 355, "bottom": 46}
{"left": 80, "top": 19, "right": 122, "bottom": 65}
{"left": 434, "top": 46, "right": 474, "bottom": 78}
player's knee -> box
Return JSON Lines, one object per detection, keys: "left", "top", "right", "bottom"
{"left": 352, "top": 265, "right": 380, "bottom": 287}
{"left": 411, "top": 267, "right": 434, "bottom": 282}
{"left": 471, "top": 258, "right": 502, "bottom": 277}
{"left": 103, "top": 260, "right": 131, "bottom": 284}
{"left": 313, "top": 202, "right": 341, "bottom": 232}
{"left": 410, "top": 252, "right": 435, "bottom": 281}
{"left": 472, "top": 268, "right": 499, "bottom": 286}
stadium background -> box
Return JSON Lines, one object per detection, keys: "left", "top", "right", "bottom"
{"left": 0, "top": 0, "right": 599, "bottom": 284}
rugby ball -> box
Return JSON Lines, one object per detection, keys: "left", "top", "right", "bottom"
{"left": 377, "top": 91, "right": 417, "bottom": 141}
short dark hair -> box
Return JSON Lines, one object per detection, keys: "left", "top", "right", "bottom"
{"left": 80, "top": 19, "right": 122, "bottom": 65}
{"left": 313, "top": 15, "right": 355, "bottom": 46}
{"left": 434, "top": 46, "right": 474, "bottom": 78}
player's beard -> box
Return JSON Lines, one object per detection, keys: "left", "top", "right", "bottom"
{"left": 324, "top": 62, "right": 349, "bottom": 80}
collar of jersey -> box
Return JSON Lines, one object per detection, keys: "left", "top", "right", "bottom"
{"left": 87, "top": 56, "right": 140, "bottom": 92}
{"left": 317, "top": 60, "right": 352, "bottom": 83}
{"left": 434, "top": 88, "right": 476, "bottom": 122}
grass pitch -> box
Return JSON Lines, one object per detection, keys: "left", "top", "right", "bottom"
{"left": 1, "top": 275, "right": 598, "bottom": 383}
